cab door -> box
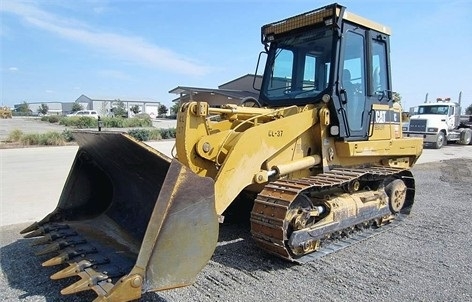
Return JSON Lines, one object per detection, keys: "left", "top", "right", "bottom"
{"left": 339, "top": 24, "right": 370, "bottom": 140}
{"left": 368, "top": 31, "right": 396, "bottom": 140}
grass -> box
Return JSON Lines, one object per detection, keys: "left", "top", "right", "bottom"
{"left": 7, "top": 129, "right": 24, "bottom": 142}
{"left": 127, "top": 128, "right": 175, "bottom": 141}
{"left": 15, "top": 131, "right": 66, "bottom": 146}
{"left": 40, "top": 115, "right": 154, "bottom": 129}
{"left": 4, "top": 127, "right": 176, "bottom": 146}
{"left": 4, "top": 129, "right": 71, "bottom": 146}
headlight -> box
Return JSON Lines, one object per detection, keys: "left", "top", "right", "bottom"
{"left": 427, "top": 127, "right": 438, "bottom": 132}
{"left": 402, "top": 126, "right": 408, "bottom": 131}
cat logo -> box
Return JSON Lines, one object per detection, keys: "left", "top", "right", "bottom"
{"left": 375, "top": 110, "right": 386, "bottom": 123}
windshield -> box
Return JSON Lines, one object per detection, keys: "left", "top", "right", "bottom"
{"left": 417, "top": 105, "right": 449, "bottom": 115}
{"left": 260, "top": 28, "right": 334, "bottom": 106}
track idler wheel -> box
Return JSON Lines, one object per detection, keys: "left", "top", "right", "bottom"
{"left": 385, "top": 179, "right": 407, "bottom": 213}
{"left": 284, "top": 195, "right": 324, "bottom": 256}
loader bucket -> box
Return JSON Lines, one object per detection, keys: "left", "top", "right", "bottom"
{"left": 20, "top": 131, "right": 218, "bottom": 301}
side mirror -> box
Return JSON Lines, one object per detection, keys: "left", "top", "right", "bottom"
{"left": 253, "top": 51, "right": 267, "bottom": 92}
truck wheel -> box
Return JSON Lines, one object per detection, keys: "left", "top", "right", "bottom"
{"left": 459, "top": 129, "right": 472, "bottom": 145}
{"left": 434, "top": 131, "right": 446, "bottom": 149}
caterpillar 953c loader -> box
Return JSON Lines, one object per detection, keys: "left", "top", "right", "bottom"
{"left": 21, "top": 3, "right": 423, "bottom": 301}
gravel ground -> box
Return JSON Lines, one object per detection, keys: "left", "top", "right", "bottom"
{"left": 1, "top": 158, "right": 471, "bottom": 302}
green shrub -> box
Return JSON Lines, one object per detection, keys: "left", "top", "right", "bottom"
{"left": 59, "top": 116, "right": 96, "bottom": 128}
{"left": 39, "top": 115, "right": 61, "bottom": 123}
{"left": 62, "top": 129, "right": 74, "bottom": 142}
{"left": 41, "top": 132, "right": 65, "bottom": 146}
{"left": 134, "top": 113, "right": 151, "bottom": 119}
{"left": 20, "top": 133, "right": 41, "bottom": 145}
{"left": 48, "top": 116, "right": 60, "bottom": 123}
{"left": 59, "top": 117, "right": 74, "bottom": 126}
{"left": 6, "top": 130, "right": 68, "bottom": 146}
{"left": 54, "top": 116, "right": 152, "bottom": 129}
{"left": 160, "top": 128, "right": 176, "bottom": 139}
{"left": 149, "top": 129, "right": 162, "bottom": 141}
{"left": 123, "top": 116, "right": 152, "bottom": 128}
{"left": 7, "top": 129, "right": 24, "bottom": 142}
{"left": 76, "top": 116, "right": 96, "bottom": 128}
{"left": 102, "top": 117, "right": 124, "bottom": 128}
{"left": 128, "top": 129, "right": 150, "bottom": 141}
{"left": 19, "top": 132, "right": 66, "bottom": 146}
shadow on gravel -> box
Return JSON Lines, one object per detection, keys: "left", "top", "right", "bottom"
{"left": 0, "top": 237, "right": 167, "bottom": 301}
{"left": 1, "top": 196, "right": 294, "bottom": 301}
{"left": 0, "top": 223, "right": 293, "bottom": 301}
{"left": 212, "top": 195, "right": 296, "bottom": 272}
{"left": 0, "top": 223, "right": 293, "bottom": 302}
{"left": 213, "top": 221, "right": 294, "bottom": 273}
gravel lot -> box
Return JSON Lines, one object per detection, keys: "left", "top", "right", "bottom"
{"left": 1, "top": 118, "right": 472, "bottom": 301}
{"left": 1, "top": 159, "right": 471, "bottom": 301}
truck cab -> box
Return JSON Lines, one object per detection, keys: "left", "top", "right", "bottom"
{"left": 403, "top": 100, "right": 472, "bottom": 148}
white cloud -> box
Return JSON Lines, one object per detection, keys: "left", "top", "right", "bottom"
{"left": 1, "top": 1, "right": 210, "bottom": 76}
{"left": 8, "top": 67, "right": 19, "bottom": 71}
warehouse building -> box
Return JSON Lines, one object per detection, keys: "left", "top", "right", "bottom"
{"left": 170, "top": 74, "right": 262, "bottom": 107}
{"left": 14, "top": 95, "right": 161, "bottom": 117}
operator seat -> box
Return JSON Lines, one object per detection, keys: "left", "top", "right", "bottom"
{"left": 342, "top": 69, "right": 355, "bottom": 100}
{"left": 342, "top": 69, "right": 362, "bottom": 130}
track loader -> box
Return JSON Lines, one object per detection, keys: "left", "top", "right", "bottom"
{"left": 21, "top": 3, "right": 422, "bottom": 301}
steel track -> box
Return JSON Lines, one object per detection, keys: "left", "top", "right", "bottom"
{"left": 250, "top": 166, "right": 414, "bottom": 263}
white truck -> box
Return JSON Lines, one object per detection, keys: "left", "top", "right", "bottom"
{"left": 403, "top": 98, "right": 472, "bottom": 149}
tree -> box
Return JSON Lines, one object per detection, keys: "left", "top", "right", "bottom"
{"left": 170, "top": 103, "right": 180, "bottom": 115}
{"left": 392, "top": 92, "right": 402, "bottom": 104}
{"left": 38, "top": 103, "right": 49, "bottom": 115}
{"left": 72, "top": 102, "right": 83, "bottom": 113}
{"left": 158, "top": 104, "right": 168, "bottom": 117}
{"left": 112, "top": 100, "right": 127, "bottom": 117}
{"left": 130, "top": 105, "right": 141, "bottom": 114}
{"left": 466, "top": 104, "right": 472, "bottom": 115}
{"left": 17, "top": 101, "right": 30, "bottom": 113}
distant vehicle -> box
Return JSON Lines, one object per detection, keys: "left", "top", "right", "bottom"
{"left": 67, "top": 110, "right": 99, "bottom": 119}
{"left": 0, "top": 106, "right": 12, "bottom": 119}
{"left": 403, "top": 96, "right": 472, "bottom": 149}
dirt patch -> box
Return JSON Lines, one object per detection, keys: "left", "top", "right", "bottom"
{"left": 439, "top": 158, "right": 472, "bottom": 185}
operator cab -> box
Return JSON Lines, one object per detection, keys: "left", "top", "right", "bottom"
{"left": 259, "top": 3, "right": 392, "bottom": 140}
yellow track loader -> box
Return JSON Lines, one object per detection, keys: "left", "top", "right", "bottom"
{"left": 0, "top": 106, "right": 12, "bottom": 119}
{"left": 21, "top": 3, "right": 422, "bottom": 301}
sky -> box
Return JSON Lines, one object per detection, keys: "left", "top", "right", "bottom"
{"left": 1, "top": 0, "right": 471, "bottom": 110}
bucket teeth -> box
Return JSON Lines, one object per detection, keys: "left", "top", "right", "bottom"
{"left": 20, "top": 221, "right": 40, "bottom": 234}
{"left": 51, "top": 256, "right": 110, "bottom": 280}
{"left": 51, "top": 262, "right": 84, "bottom": 280}
{"left": 35, "top": 236, "right": 86, "bottom": 256}
{"left": 23, "top": 229, "right": 45, "bottom": 239}
{"left": 23, "top": 223, "right": 69, "bottom": 238}
{"left": 42, "top": 254, "right": 69, "bottom": 267}
{"left": 31, "top": 229, "right": 78, "bottom": 246}
{"left": 42, "top": 245, "right": 98, "bottom": 267}
{"left": 60, "top": 269, "right": 109, "bottom": 295}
